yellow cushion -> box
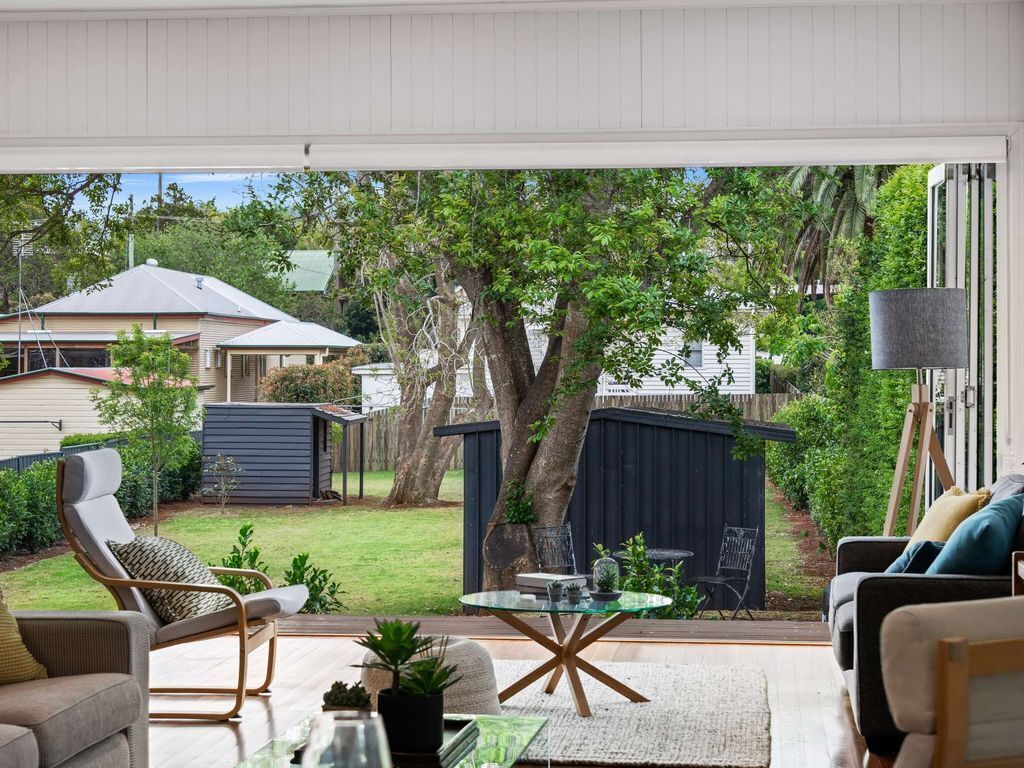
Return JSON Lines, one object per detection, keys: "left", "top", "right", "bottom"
{"left": 908, "top": 487, "right": 990, "bottom": 549}
{"left": 0, "top": 593, "right": 47, "bottom": 685}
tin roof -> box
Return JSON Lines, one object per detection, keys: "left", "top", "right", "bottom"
{"left": 14, "top": 264, "right": 295, "bottom": 322}
{"left": 285, "top": 250, "right": 335, "bottom": 293}
{"left": 218, "top": 320, "right": 360, "bottom": 350}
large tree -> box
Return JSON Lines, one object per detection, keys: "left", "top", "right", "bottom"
{"left": 92, "top": 326, "right": 202, "bottom": 536}
{"left": 270, "top": 172, "right": 493, "bottom": 506}
{"left": 1, "top": 174, "right": 128, "bottom": 314}
{"left": 422, "top": 168, "right": 794, "bottom": 587}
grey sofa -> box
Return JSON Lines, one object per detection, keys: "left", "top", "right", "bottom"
{"left": 825, "top": 526, "right": 1024, "bottom": 753}
{"left": 0, "top": 611, "right": 149, "bottom": 768}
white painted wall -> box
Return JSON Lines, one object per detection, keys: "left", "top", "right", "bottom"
{"left": 0, "top": 3, "right": 1021, "bottom": 143}
{"left": 353, "top": 330, "right": 756, "bottom": 411}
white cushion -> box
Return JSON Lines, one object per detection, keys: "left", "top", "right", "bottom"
{"left": 894, "top": 734, "right": 934, "bottom": 768}
{"left": 881, "top": 596, "right": 1024, "bottom": 758}
{"left": 62, "top": 449, "right": 122, "bottom": 503}
{"left": 154, "top": 585, "right": 308, "bottom": 644}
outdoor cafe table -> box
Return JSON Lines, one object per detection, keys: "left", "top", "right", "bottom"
{"left": 459, "top": 590, "right": 672, "bottom": 717}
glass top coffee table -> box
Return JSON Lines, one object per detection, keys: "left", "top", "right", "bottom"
{"left": 238, "top": 713, "right": 547, "bottom": 768}
{"left": 460, "top": 590, "right": 672, "bottom": 717}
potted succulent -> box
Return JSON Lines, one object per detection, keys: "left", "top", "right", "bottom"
{"left": 322, "top": 681, "right": 371, "bottom": 714}
{"left": 546, "top": 580, "right": 565, "bottom": 602}
{"left": 566, "top": 583, "right": 583, "bottom": 604}
{"left": 356, "top": 619, "right": 460, "bottom": 754}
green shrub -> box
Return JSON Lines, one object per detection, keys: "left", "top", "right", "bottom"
{"left": 765, "top": 395, "right": 841, "bottom": 510}
{"left": 755, "top": 357, "right": 772, "bottom": 394}
{"left": 283, "top": 553, "right": 345, "bottom": 614}
{"left": 18, "top": 461, "right": 60, "bottom": 552}
{"left": 259, "top": 361, "right": 356, "bottom": 404}
{"left": 0, "top": 469, "right": 28, "bottom": 554}
{"left": 59, "top": 432, "right": 123, "bottom": 448}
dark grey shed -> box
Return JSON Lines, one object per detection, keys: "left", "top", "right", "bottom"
{"left": 435, "top": 407, "right": 796, "bottom": 610}
{"left": 202, "top": 403, "right": 366, "bottom": 505}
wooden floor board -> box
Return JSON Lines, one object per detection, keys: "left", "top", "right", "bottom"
{"left": 279, "top": 615, "right": 830, "bottom": 644}
{"left": 148, "top": 631, "right": 886, "bottom": 768}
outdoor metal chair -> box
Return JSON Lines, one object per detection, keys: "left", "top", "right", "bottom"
{"left": 692, "top": 526, "right": 759, "bottom": 620}
{"left": 531, "top": 524, "right": 578, "bottom": 575}
{"left": 56, "top": 448, "right": 309, "bottom": 721}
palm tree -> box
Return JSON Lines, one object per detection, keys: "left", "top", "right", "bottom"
{"left": 785, "top": 165, "right": 892, "bottom": 306}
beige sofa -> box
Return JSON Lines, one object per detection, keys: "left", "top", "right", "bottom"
{"left": 880, "top": 595, "right": 1024, "bottom": 767}
{"left": 0, "top": 612, "right": 149, "bottom": 768}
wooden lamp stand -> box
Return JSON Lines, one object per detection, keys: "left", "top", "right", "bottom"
{"left": 883, "top": 378, "right": 956, "bottom": 537}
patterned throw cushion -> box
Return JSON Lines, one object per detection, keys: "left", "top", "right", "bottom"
{"left": 906, "top": 487, "right": 990, "bottom": 549}
{"left": 107, "top": 536, "right": 234, "bottom": 625}
{"left": 0, "top": 591, "right": 47, "bottom": 684}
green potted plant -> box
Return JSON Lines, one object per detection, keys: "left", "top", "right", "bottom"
{"left": 356, "top": 619, "right": 460, "bottom": 754}
{"left": 322, "top": 681, "right": 371, "bottom": 714}
{"left": 546, "top": 580, "right": 564, "bottom": 602}
{"left": 566, "top": 583, "right": 583, "bottom": 604}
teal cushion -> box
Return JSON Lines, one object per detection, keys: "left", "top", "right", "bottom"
{"left": 925, "top": 495, "right": 1024, "bottom": 576}
{"left": 886, "top": 541, "right": 945, "bottom": 574}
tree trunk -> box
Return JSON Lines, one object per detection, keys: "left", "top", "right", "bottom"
{"left": 465, "top": 295, "right": 601, "bottom": 590}
{"left": 151, "top": 464, "right": 160, "bottom": 536}
{"left": 383, "top": 266, "right": 486, "bottom": 506}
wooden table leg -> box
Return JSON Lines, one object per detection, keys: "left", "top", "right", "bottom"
{"left": 562, "top": 615, "right": 592, "bottom": 716}
{"left": 544, "top": 614, "right": 566, "bottom": 694}
{"left": 483, "top": 609, "right": 647, "bottom": 717}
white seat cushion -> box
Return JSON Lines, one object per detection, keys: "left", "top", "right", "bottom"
{"left": 154, "top": 585, "right": 308, "bottom": 644}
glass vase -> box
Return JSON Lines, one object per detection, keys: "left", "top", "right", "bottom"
{"left": 592, "top": 555, "right": 620, "bottom": 593}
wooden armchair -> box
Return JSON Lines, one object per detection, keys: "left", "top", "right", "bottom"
{"left": 56, "top": 449, "right": 308, "bottom": 721}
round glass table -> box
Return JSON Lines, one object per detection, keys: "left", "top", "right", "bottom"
{"left": 460, "top": 590, "right": 672, "bottom": 717}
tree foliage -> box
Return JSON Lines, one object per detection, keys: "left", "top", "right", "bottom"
{"left": 91, "top": 325, "right": 202, "bottom": 535}
{"left": 766, "top": 165, "right": 930, "bottom": 547}
{"left": 0, "top": 174, "right": 129, "bottom": 314}
{"left": 135, "top": 220, "right": 299, "bottom": 315}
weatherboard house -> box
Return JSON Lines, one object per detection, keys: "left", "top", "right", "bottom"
{"left": 0, "top": 260, "right": 359, "bottom": 458}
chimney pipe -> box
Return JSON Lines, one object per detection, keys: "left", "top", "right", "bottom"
{"left": 195, "top": 276, "right": 204, "bottom": 290}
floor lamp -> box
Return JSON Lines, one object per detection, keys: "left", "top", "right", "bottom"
{"left": 869, "top": 288, "right": 968, "bottom": 537}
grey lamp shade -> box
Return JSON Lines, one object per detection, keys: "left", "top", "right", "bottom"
{"left": 869, "top": 288, "right": 968, "bottom": 370}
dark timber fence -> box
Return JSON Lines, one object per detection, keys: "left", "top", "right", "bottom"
{"left": 0, "top": 431, "right": 202, "bottom": 474}
{"left": 334, "top": 393, "right": 800, "bottom": 473}
{"left": 436, "top": 407, "right": 797, "bottom": 611}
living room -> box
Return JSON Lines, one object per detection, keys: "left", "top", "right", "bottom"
{"left": 1, "top": 1, "right": 1024, "bottom": 768}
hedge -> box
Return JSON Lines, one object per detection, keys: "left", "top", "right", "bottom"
{"left": 766, "top": 165, "right": 930, "bottom": 549}
{"left": 60, "top": 431, "right": 124, "bottom": 449}
{"left": 0, "top": 439, "right": 202, "bottom": 557}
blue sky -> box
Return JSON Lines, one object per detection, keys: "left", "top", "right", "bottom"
{"left": 113, "top": 172, "right": 281, "bottom": 210}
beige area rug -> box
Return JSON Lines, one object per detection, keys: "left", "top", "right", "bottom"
{"left": 494, "top": 660, "right": 770, "bottom": 768}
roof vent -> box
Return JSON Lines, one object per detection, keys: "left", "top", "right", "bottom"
{"left": 145, "top": 258, "right": 158, "bottom": 266}
{"left": 195, "top": 276, "right": 204, "bottom": 290}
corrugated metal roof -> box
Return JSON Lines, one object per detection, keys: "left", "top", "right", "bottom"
{"left": 0, "top": 330, "right": 198, "bottom": 344}
{"left": 218, "top": 320, "right": 360, "bottom": 349}
{"left": 285, "top": 250, "right": 335, "bottom": 293}
{"left": 17, "top": 264, "right": 295, "bottom": 322}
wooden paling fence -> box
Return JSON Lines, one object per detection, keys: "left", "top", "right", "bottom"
{"left": 333, "top": 393, "right": 799, "bottom": 473}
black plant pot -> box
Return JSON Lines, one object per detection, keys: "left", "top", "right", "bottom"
{"left": 376, "top": 689, "right": 444, "bottom": 753}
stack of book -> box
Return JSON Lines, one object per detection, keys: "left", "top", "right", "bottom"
{"left": 391, "top": 718, "right": 479, "bottom": 768}
{"left": 515, "top": 572, "right": 588, "bottom": 596}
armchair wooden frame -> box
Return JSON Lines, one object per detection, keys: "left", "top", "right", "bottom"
{"left": 56, "top": 461, "right": 278, "bottom": 721}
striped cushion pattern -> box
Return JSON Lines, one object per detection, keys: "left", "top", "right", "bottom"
{"left": 108, "top": 536, "right": 234, "bottom": 625}
{"left": 0, "top": 592, "right": 47, "bottom": 684}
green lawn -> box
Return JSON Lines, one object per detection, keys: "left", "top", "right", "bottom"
{"left": 2, "top": 468, "right": 822, "bottom": 618}
{"left": 0, "top": 470, "right": 465, "bottom": 616}
{"left": 764, "top": 489, "right": 824, "bottom": 604}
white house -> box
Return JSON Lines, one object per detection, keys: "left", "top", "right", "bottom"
{"left": 352, "top": 328, "right": 755, "bottom": 412}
